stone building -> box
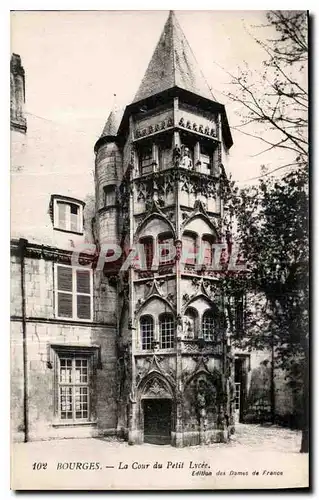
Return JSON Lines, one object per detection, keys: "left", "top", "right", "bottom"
{"left": 11, "top": 11, "right": 297, "bottom": 446}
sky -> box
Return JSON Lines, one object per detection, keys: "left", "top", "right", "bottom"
{"left": 10, "top": 10, "right": 298, "bottom": 184}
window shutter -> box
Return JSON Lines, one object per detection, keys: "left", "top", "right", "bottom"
{"left": 76, "top": 270, "right": 90, "bottom": 294}
{"left": 58, "top": 292, "right": 73, "bottom": 318}
{"left": 77, "top": 295, "right": 91, "bottom": 319}
{"left": 57, "top": 266, "right": 73, "bottom": 292}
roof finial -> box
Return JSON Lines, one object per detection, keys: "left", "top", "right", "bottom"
{"left": 112, "top": 93, "right": 118, "bottom": 114}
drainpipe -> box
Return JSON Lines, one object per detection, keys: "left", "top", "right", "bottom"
{"left": 19, "top": 238, "right": 28, "bottom": 442}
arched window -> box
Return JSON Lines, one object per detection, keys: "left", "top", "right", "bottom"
{"left": 140, "top": 315, "right": 154, "bottom": 350}
{"left": 182, "top": 231, "right": 197, "bottom": 266}
{"left": 139, "top": 236, "right": 154, "bottom": 270}
{"left": 202, "top": 310, "right": 216, "bottom": 341}
{"left": 159, "top": 314, "right": 175, "bottom": 349}
{"left": 158, "top": 231, "right": 174, "bottom": 266}
{"left": 202, "top": 234, "right": 215, "bottom": 267}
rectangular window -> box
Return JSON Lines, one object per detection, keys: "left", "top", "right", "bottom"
{"left": 54, "top": 199, "right": 83, "bottom": 233}
{"left": 200, "top": 153, "right": 211, "bottom": 173}
{"left": 139, "top": 147, "right": 153, "bottom": 175}
{"left": 56, "top": 265, "right": 93, "bottom": 321}
{"left": 160, "top": 315, "right": 175, "bottom": 349}
{"left": 59, "top": 356, "right": 90, "bottom": 421}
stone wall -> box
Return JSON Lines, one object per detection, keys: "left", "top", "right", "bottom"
{"left": 10, "top": 252, "right": 118, "bottom": 442}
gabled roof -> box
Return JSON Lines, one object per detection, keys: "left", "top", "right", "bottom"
{"left": 133, "top": 11, "right": 215, "bottom": 103}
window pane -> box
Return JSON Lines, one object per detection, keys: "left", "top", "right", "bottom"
{"left": 77, "top": 295, "right": 91, "bottom": 319}
{"left": 60, "top": 386, "right": 73, "bottom": 419}
{"left": 58, "top": 292, "right": 73, "bottom": 318}
{"left": 60, "top": 358, "right": 72, "bottom": 383}
{"left": 57, "top": 266, "right": 73, "bottom": 292}
{"left": 140, "top": 316, "right": 153, "bottom": 350}
{"left": 76, "top": 270, "right": 90, "bottom": 294}
{"left": 75, "top": 359, "right": 88, "bottom": 384}
{"left": 70, "top": 203, "right": 79, "bottom": 215}
{"left": 203, "top": 313, "right": 215, "bottom": 341}
{"left": 160, "top": 315, "right": 175, "bottom": 349}
{"left": 70, "top": 213, "right": 79, "bottom": 232}
{"left": 74, "top": 387, "right": 89, "bottom": 419}
{"left": 57, "top": 202, "right": 68, "bottom": 230}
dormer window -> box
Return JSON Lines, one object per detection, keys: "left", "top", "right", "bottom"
{"left": 51, "top": 195, "right": 85, "bottom": 234}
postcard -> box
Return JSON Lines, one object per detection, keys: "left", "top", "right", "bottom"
{"left": 10, "top": 10, "right": 309, "bottom": 490}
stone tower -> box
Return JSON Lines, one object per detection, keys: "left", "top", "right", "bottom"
{"left": 94, "top": 11, "right": 234, "bottom": 446}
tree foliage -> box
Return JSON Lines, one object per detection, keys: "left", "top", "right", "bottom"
{"left": 227, "top": 10, "right": 308, "bottom": 173}
{"left": 221, "top": 11, "right": 308, "bottom": 450}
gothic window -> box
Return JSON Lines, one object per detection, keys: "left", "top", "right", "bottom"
{"left": 201, "top": 234, "right": 215, "bottom": 267}
{"left": 104, "top": 185, "right": 116, "bottom": 207}
{"left": 139, "top": 236, "right": 154, "bottom": 270}
{"left": 140, "top": 315, "right": 154, "bottom": 350}
{"left": 159, "top": 313, "right": 175, "bottom": 349}
{"left": 202, "top": 310, "right": 216, "bottom": 341}
{"left": 158, "top": 232, "right": 174, "bottom": 266}
{"left": 52, "top": 195, "right": 84, "bottom": 234}
{"left": 55, "top": 264, "right": 93, "bottom": 321}
{"left": 182, "top": 231, "right": 197, "bottom": 266}
{"left": 139, "top": 145, "right": 153, "bottom": 175}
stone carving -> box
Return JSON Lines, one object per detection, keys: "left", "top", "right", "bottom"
{"left": 180, "top": 146, "right": 193, "bottom": 169}
{"left": 184, "top": 316, "right": 195, "bottom": 339}
{"left": 176, "top": 314, "right": 183, "bottom": 340}
{"left": 144, "top": 378, "right": 171, "bottom": 399}
{"left": 173, "top": 145, "right": 181, "bottom": 166}
{"left": 175, "top": 240, "right": 182, "bottom": 261}
{"left": 135, "top": 115, "right": 174, "bottom": 139}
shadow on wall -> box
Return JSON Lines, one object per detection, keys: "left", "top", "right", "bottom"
{"left": 243, "top": 361, "right": 303, "bottom": 429}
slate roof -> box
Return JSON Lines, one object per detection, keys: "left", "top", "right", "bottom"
{"left": 133, "top": 11, "right": 215, "bottom": 103}
{"left": 99, "top": 108, "right": 124, "bottom": 139}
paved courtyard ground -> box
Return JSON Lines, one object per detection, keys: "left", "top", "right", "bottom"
{"left": 11, "top": 424, "right": 308, "bottom": 490}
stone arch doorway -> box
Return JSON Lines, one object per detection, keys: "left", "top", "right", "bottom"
{"left": 139, "top": 375, "right": 174, "bottom": 445}
{"left": 143, "top": 398, "right": 172, "bottom": 445}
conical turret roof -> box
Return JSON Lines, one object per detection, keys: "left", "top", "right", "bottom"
{"left": 133, "top": 11, "right": 215, "bottom": 103}
{"left": 99, "top": 107, "right": 124, "bottom": 139}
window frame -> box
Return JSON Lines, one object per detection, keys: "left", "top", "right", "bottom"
{"left": 139, "top": 236, "right": 154, "bottom": 271}
{"left": 202, "top": 310, "right": 216, "bottom": 341}
{"left": 159, "top": 313, "right": 175, "bottom": 349}
{"left": 139, "top": 145, "right": 154, "bottom": 175}
{"left": 52, "top": 195, "right": 85, "bottom": 235}
{"left": 49, "top": 345, "right": 100, "bottom": 425}
{"left": 140, "top": 315, "right": 154, "bottom": 350}
{"left": 54, "top": 263, "right": 93, "bottom": 322}
{"left": 58, "top": 355, "right": 91, "bottom": 422}
{"left": 158, "top": 231, "right": 175, "bottom": 266}
{"left": 103, "top": 185, "right": 117, "bottom": 208}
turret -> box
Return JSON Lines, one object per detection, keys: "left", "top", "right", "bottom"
{"left": 94, "top": 109, "right": 123, "bottom": 245}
